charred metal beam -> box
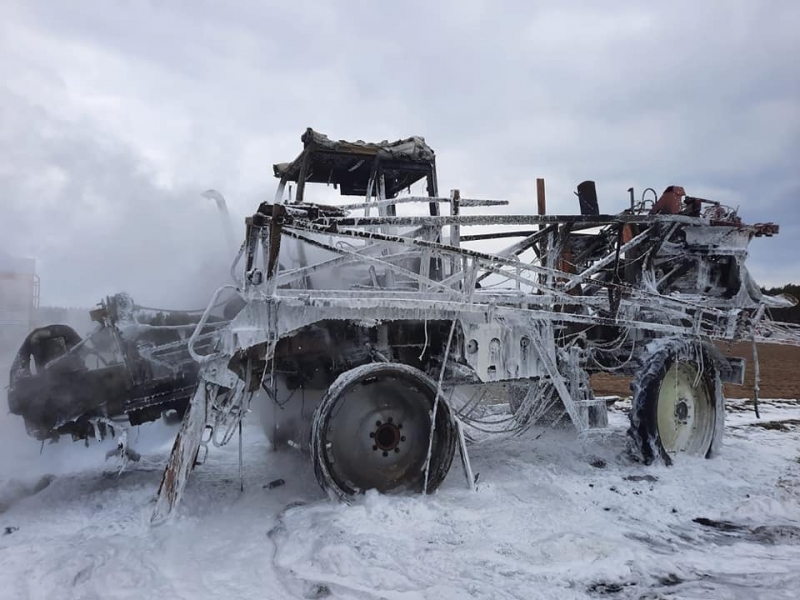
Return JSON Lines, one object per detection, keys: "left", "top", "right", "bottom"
{"left": 266, "top": 204, "right": 286, "bottom": 281}
{"left": 294, "top": 150, "right": 313, "bottom": 204}
{"left": 151, "top": 383, "right": 212, "bottom": 525}
{"left": 333, "top": 196, "right": 508, "bottom": 211}
{"left": 308, "top": 213, "right": 714, "bottom": 228}
{"left": 460, "top": 229, "right": 541, "bottom": 242}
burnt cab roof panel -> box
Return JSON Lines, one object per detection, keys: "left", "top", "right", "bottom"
{"left": 273, "top": 128, "right": 436, "bottom": 198}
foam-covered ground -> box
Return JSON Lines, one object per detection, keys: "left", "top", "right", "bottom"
{"left": 1, "top": 396, "right": 799, "bottom": 600}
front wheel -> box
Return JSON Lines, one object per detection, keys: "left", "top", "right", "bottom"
{"left": 311, "top": 362, "right": 457, "bottom": 502}
{"left": 629, "top": 342, "right": 724, "bottom": 465}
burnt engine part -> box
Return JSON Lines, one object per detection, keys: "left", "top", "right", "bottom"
{"left": 577, "top": 180, "right": 600, "bottom": 216}
{"left": 6, "top": 293, "right": 231, "bottom": 441}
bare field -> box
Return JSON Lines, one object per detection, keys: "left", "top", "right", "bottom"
{"left": 592, "top": 342, "right": 800, "bottom": 400}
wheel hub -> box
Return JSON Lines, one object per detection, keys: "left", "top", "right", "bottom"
{"left": 674, "top": 399, "right": 690, "bottom": 424}
{"left": 370, "top": 418, "right": 406, "bottom": 456}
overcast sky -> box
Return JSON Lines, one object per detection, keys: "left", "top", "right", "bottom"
{"left": 1, "top": 0, "right": 798, "bottom": 308}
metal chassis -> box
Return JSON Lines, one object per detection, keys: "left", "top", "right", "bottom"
{"left": 151, "top": 189, "right": 798, "bottom": 523}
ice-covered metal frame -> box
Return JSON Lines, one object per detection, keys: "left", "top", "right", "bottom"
{"left": 151, "top": 178, "right": 798, "bottom": 522}
{"left": 148, "top": 127, "right": 800, "bottom": 521}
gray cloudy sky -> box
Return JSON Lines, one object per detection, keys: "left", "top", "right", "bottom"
{"left": 1, "top": 0, "right": 798, "bottom": 308}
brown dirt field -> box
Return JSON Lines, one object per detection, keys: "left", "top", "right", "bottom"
{"left": 591, "top": 342, "right": 800, "bottom": 400}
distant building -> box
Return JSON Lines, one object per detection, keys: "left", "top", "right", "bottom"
{"left": 0, "top": 254, "right": 39, "bottom": 365}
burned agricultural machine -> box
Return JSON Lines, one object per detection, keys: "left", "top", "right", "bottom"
{"left": 8, "top": 128, "right": 800, "bottom": 523}
{"left": 7, "top": 292, "right": 240, "bottom": 457}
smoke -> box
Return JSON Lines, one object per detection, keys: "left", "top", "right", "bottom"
{"left": 0, "top": 89, "right": 242, "bottom": 312}
{"left": 0, "top": 89, "right": 251, "bottom": 487}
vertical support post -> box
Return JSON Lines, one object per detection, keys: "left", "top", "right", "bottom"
{"left": 379, "top": 166, "right": 395, "bottom": 217}
{"left": 418, "top": 232, "right": 431, "bottom": 292}
{"left": 450, "top": 189, "right": 461, "bottom": 246}
{"left": 427, "top": 163, "right": 443, "bottom": 280}
{"left": 273, "top": 179, "right": 287, "bottom": 204}
{"left": 238, "top": 420, "right": 244, "bottom": 492}
{"left": 377, "top": 169, "right": 388, "bottom": 236}
{"left": 427, "top": 163, "right": 440, "bottom": 216}
{"left": 244, "top": 213, "right": 270, "bottom": 293}
{"left": 536, "top": 178, "right": 548, "bottom": 291}
{"left": 364, "top": 159, "right": 377, "bottom": 217}
{"left": 294, "top": 151, "right": 312, "bottom": 204}
{"left": 243, "top": 217, "right": 258, "bottom": 275}
{"left": 450, "top": 189, "right": 461, "bottom": 283}
{"left": 265, "top": 205, "right": 285, "bottom": 295}
{"left": 536, "top": 178, "right": 547, "bottom": 227}
{"left": 545, "top": 230, "right": 555, "bottom": 289}
{"left": 266, "top": 206, "right": 284, "bottom": 279}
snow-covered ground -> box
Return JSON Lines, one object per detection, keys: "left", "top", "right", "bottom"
{"left": 1, "top": 396, "right": 799, "bottom": 600}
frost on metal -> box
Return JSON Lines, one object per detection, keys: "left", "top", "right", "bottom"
{"left": 6, "top": 128, "right": 799, "bottom": 521}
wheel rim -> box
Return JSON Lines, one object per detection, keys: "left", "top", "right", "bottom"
{"left": 656, "top": 361, "right": 715, "bottom": 457}
{"left": 318, "top": 369, "right": 442, "bottom": 495}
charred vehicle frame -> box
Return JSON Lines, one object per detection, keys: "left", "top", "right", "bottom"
{"left": 7, "top": 128, "right": 800, "bottom": 523}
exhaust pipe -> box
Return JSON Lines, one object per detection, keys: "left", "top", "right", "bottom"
{"left": 201, "top": 189, "right": 237, "bottom": 254}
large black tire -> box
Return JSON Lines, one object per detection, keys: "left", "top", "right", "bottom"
{"left": 11, "top": 325, "right": 82, "bottom": 377}
{"left": 9, "top": 325, "right": 83, "bottom": 399}
{"left": 7, "top": 324, "right": 84, "bottom": 426}
{"left": 628, "top": 341, "right": 724, "bottom": 465}
{"left": 311, "top": 362, "right": 457, "bottom": 502}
